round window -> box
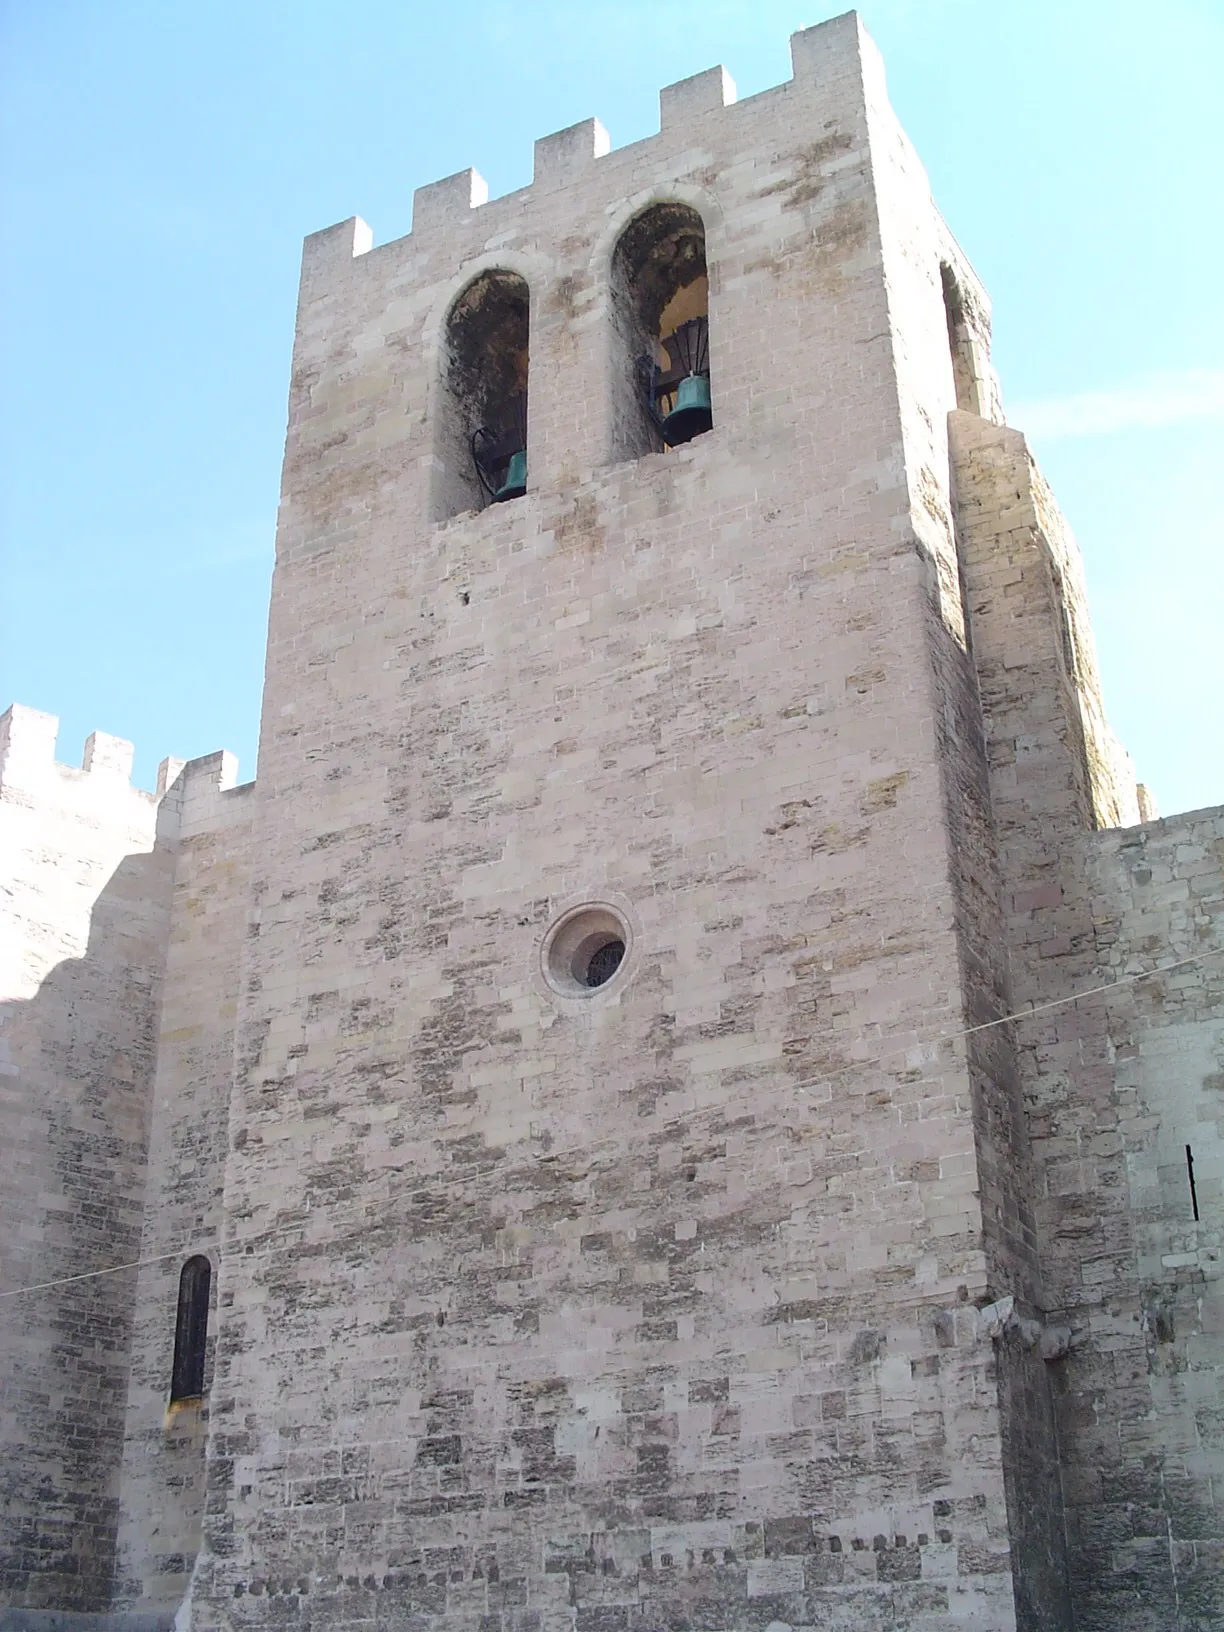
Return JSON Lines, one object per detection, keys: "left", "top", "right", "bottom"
{"left": 541, "top": 904, "right": 632, "bottom": 997}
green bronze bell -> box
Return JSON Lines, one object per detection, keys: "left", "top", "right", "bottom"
{"left": 661, "top": 373, "right": 712, "bottom": 447}
{"left": 493, "top": 448, "right": 527, "bottom": 502}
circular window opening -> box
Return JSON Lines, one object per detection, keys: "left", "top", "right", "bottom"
{"left": 581, "top": 936, "right": 625, "bottom": 988}
{"left": 542, "top": 905, "right": 632, "bottom": 998}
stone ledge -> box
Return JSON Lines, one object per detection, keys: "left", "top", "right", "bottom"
{"left": 0, "top": 1615, "right": 175, "bottom": 1632}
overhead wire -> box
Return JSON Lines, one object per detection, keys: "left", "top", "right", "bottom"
{"left": 1, "top": 943, "right": 1220, "bottom": 1302}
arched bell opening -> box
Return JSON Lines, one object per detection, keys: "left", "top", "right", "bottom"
{"left": 610, "top": 202, "right": 712, "bottom": 461}
{"left": 437, "top": 269, "right": 530, "bottom": 520}
{"left": 169, "top": 1254, "right": 211, "bottom": 1404}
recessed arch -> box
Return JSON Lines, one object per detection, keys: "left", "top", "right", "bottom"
{"left": 940, "top": 262, "right": 978, "bottom": 414}
{"left": 591, "top": 181, "right": 724, "bottom": 291}
{"left": 169, "top": 1254, "right": 211, "bottom": 1404}
{"left": 610, "top": 201, "right": 713, "bottom": 461}
{"left": 434, "top": 267, "right": 530, "bottom": 520}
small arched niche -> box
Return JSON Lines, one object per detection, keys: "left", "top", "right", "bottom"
{"left": 169, "top": 1254, "right": 211, "bottom": 1404}
{"left": 610, "top": 203, "right": 712, "bottom": 461}
{"left": 437, "top": 269, "right": 530, "bottom": 520}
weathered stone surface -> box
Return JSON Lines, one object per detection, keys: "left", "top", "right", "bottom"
{"left": 0, "top": 708, "right": 178, "bottom": 1611}
{"left": 949, "top": 414, "right": 1224, "bottom": 1630}
{"left": 1, "top": 11, "right": 1220, "bottom": 1632}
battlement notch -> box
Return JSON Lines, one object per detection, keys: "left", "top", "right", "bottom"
{"left": 299, "top": 10, "right": 867, "bottom": 278}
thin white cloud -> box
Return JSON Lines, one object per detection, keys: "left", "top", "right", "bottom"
{"left": 1011, "top": 368, "right": 1224, "bottom": 438}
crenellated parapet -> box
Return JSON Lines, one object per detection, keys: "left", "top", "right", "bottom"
{"left": 298, "top": 13, "right": 866, "bottom": 286}
{"left": 279, "top": 7, "right": 947, "bottom": 576}
{"left": 0, "top": 703, "right": 249, "bottom": 845}
{"left": 156, "top": 746, "right": 253, "bottom": 839}
{"left": 0, "top": 703, "right": 164, "bottom": 854}
{"left": 2, "top": 701, "right": 161, "bottom": 810}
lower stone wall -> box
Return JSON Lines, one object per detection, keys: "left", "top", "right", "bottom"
{"left": 0, "top": 711, "right": 177, "bottom": 1613}
{"left": 947, "top": 404, "right": 1223, "bottom": 1629}
{"left": 112, "top": 763, "right": 254, "bottom": 1617}
{"left": 1050, "top": 807, "right": 1224, "bottom": 1632}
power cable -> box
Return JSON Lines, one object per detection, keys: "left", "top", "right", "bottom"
{"left": 2, "top": 943, "right": 1220, "bottom": 1301}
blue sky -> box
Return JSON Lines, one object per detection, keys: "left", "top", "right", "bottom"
{"left": 2, "top": 0, "right": 1221, "bottom": 814}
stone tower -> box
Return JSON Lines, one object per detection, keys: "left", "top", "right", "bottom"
{"left": 2, "top": 13, "right": 1221, "bottom": 1632}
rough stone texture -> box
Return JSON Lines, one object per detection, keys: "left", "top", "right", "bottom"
{"left": 0, "top": 1614, "right": 175, "bottom": 1632}
{"left": 1060, "top": 813, "right": 1224, "bottom": 1632}
{"left": 0, "top": 709, "right": 178, "bottom": 1610}
{"left": 110, "top": 761, "right": 255, "bottom": 1617}
{"left": 1, "top": 11, "right": 1221, "bottom": 1632}
{"left": 186, "top": 16, "right": 1032, "bottom": 1632}
{"left": 949, "top": 414, "right": 1224, "bottom": 1629}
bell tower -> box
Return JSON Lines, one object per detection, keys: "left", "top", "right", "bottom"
{"left": 3, "top": 12, "right": 1220, "bottom": 1630}
{"left": 183, "top": 12, "right": 1070, "bottom": 1631}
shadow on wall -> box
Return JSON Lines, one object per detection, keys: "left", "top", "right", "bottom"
{"left": 0, "top": 845, "right": 176, "bottom": 1618}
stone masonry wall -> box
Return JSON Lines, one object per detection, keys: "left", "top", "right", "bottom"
{"left": 949, "top": 410, "right": 1223, "bottom": 1628}
{"left": 112, "top": 758, "right": 255, "bottom": 1618}
{"left": 1050, "top": 811, "right": 1224, "bottom": 1631}
{"left": 864, "top": 75, "right": 1072, "bottom": 1628}
{"left": 184, "top": 17, "right": 1043, "bottom": 1631}
{"left": 9, "top": 14, "right": 1215, "bottom": 1630}
{"left": 0, "top": 708, "right": 179, "bottom": 1611}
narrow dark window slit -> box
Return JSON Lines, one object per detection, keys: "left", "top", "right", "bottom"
{"left": 170, "top": 1254, "right": 211, "bottom": 1403}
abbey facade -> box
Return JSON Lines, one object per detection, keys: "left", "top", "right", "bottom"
{"left": 2, "top": 14, "right": 1221, "bottom": 1632}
